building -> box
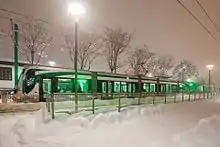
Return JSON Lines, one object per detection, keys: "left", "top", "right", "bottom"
{"left": 0, "top": 58, "right": 27, "bottom": 89}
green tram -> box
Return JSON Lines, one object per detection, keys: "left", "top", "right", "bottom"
{"left": 15, "top": 66, "right": 206, "bottom": 101}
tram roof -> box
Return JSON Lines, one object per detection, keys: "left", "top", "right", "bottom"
{"left": 35, "top": 69, "right": 180, "bottom": 83}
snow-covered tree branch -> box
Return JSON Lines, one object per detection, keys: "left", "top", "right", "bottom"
{"left": 172, "top": 60, "right": 199, "bottom": 81}
{"left": 102, "top": 27, "right": 132, "bottom": 73}
{"left": 65, "top": 31, "right": 102, "bottom": 70}
{"left": 128, "top": 45, "right": 155, "bottom": 76}
{"left": 19, "top": 19, "right": 52, "bottom": 65}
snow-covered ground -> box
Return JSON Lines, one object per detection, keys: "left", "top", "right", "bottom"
{"left": 1, "top": 99, "right": 220, "bottom": 147}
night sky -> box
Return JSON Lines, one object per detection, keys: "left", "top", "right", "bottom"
{"left": 0, "top": 0, "right": 220, "bottom": 80}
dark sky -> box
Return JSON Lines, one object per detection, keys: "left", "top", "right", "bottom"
{"left": 0, "top": 0, "right": 220, "bottom": 80}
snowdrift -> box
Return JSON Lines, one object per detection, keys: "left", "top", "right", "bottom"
{"left": 0, "top": 99, "right": 220, "bottom": 147}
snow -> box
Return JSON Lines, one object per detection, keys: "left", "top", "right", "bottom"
{"left": 1, "top": 99, "right": 220, "bottom": 147}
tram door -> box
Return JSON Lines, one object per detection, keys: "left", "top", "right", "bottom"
{"left": 101, "top": 81, "right": 113, "bottom": 98}
{"left": 107, "top": 81, "right": 112, "bottom": 96}
{"left": 43, "top": 79, "right": 51, "bottom": 94}
{"left": 127, "top": 83, "right": 136, "bottom": 97}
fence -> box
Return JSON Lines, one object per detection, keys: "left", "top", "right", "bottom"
{"left": 45, "top": 90, "right": 220, "bottom": 119}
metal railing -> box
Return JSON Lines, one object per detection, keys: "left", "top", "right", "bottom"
{"left": 45, "top": 90, "right": 220, "bottom": 119}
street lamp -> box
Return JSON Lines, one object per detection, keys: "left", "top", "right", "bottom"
{"left": 206, "top": 64, "right": 214, "bottom": 98}
{"left": 68, "top": 2, "right": 86, "bottom": 112}
{"left": 48, "top": 61, "right": 56, "bottom": 66}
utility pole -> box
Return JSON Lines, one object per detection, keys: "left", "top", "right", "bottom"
{"left": 10, "top": 19, "right": 19, "bottom": 87}
{"left": 74, "top": 20, "right": 78, "bottom": 112}
{"left": 208, "top": 69, "right": 211, "bottom": 98}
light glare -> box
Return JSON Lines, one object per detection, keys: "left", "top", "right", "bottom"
{"left": 48, "top": 61, "right": 56, "bottom": 66}
{"left": 206, "top": 64, "right": 214, "bottom": 70}
{"left": 68, "top": 3, "right": 86, "bottom": 16}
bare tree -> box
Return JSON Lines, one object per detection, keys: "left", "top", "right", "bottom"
{"left": 153, "top": 55, "right": 174, "bottom": 77}
{"left": 128, "top": 45, "right": 155, "bottom": 76}
{"left": 19, "top": 19, "right": 52, "bottom": 65}
{"left": 172, "top": 60, "right": 199, "bottom": 81}
{"left": 102, "top": 27, "right": 132, "bottom": 73}
{"left": 65, "top": 31, "right": 102, "bottom": 70}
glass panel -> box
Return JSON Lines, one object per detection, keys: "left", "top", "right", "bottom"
{"left": 114, "top": 82, "right": 120, "bottom": 92}
{"left": 58, "top": 79, "right": 73, "bottom": 93}
{"left": 145, "top": 83, "right": 150, "bottom": 92}
{"left": 150, "top": 84, "right": 155, "bottom": 92}
{"left": 161, "top": 85, "right": 166, "bottom": 93}
{"left": 78, "top": 79, "right": 88, "bottom": 93}
{"left": 102, "top": 82, "right": 107, "bottom": 93}
{"left": 108, "top": 82, "right": 112, "bottom": 93}
{"left": 133, "top": 83, "right": 136, "bottom": 92}
{"left": 43, "top": 79, "right": 51, "bottom": 94}
{"left": 121, "top": 82, "right": 127, "bottom": 92}
{"left": 166, "top": 85, "right": 170, "bottom": 93}
{"left": 128, "top": 83, "right": 132, "bottom": 93}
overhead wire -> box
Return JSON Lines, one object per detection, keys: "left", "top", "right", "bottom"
{"left": 0, "top": 7, "right": 50, "bottom": 24}
{"left": 194, "top": 0, "right": 220, "bottom": 33}
{"left": 0, "top": 7, "right": 70, "bottom": 52}
{"left": 175, "top": 0, "right": 220, "bottom": 44}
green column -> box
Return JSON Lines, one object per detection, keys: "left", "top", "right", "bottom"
{"left": 13, "top": 23, "right": 19, "bottom": 87}
{"left": 91, "top": 72, "right": 97, "bottom": 114}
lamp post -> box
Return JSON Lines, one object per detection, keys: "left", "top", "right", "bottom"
{"left": 206, "top": 64, "right": 214, "bottom": 98}
{"left": 68, "top": 2, "right": 86, "bottom": 112}
{"left": 181, "top": 63, "right": 186, "bottom": 101}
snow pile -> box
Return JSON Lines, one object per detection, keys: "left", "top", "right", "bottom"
{"left": 173, "top": 115, "right": 220, "bottom": 147}
{"left": 1, "top": 99, "right": 220, "bottom": 147}
{"left": 150, "top": 115, "right": 220, "bottom": 147}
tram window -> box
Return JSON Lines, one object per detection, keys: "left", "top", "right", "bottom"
{"left": 133, "top": 84, "right": 136, "bottom": 92}
{"left": 114, "top": 82, "right": 120, "bottom": 92}
{"left": 166, "top": 85, "right": 170, "bottom": 93}
{"left": 143, "top": 83, "right": 149, "bottom": 92}
{"left": 102, "top": 82, "right": 107, "bottom": 93}
{"left": 43, "top": 79, "right": 51, "bottom": 94}
{"left": 128, "top": 83, "right": 132, "bottom": 93}
{"left": 150, "top": 84, "right": 155, "bottom": 92}
{"left": 172, "top": 85, "right": 176, "bottom": 92}
{"left": 161, "top": 85, "right": 165, "bottom": 93}
{"left": 121, "top": 82, "right": 127, "bottom": 92}
{"left": 58, "top": 79, "right": 73, "bottom": 93}
{"left": 108, "top": 82, "right": 112, "bottom": 93}
{"left": 78, "top": 79, "right": 89, "bottom": 93}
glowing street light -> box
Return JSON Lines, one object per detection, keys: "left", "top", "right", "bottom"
{"left": 147, "top": 73, "right": 154, "bottom": 78}
{"left": 68, "top": 2, "right": 86, "bottom": 112}
{"left": 206, "top": 64, "right": 214, "bottom": 98}
{"left": 206, "top": 64, "right": 214, "bottom": 70}
{"left": 186, "top": 78, "right": 192, "bottom": 82}
{"left": 48, "top": 61, "right": 56, "bottom": 66}
{"left": 68, "top": 3, "right": 86, "bottom": 18}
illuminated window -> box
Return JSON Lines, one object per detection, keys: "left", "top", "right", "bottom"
{"left": 114, "top": 82, "right": 120, "bottom": 92}
{"left": 108, "top": 82, "right": 112, "bottom": 93}
{"left": 161, "top": 85, "right": 166, "bottom": 93}
{"left": 78, "top": 79, "right": 88, "bottom": 93}
{"left": 150, "top": 84, "right": 155, "bottom": 92}
{"left": 128, "top": 83, "right": 132, "bottom": 93}
{"left": 43, "top": 79, "right": 51, "bottom": 94}
{"left": 166, "top": 85, "right": 170, "bottom": 93}
{"left": 121, "top": 82, "right": 127, "bottom": 92}
{"left": 143, "top": 83, "right": 149, "bottom": 92}
{"left": 133, "top": 84, "right": 136, "bottom": 92}
{"left": 102, "top": 82, "right": 107, "bottom": 93}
